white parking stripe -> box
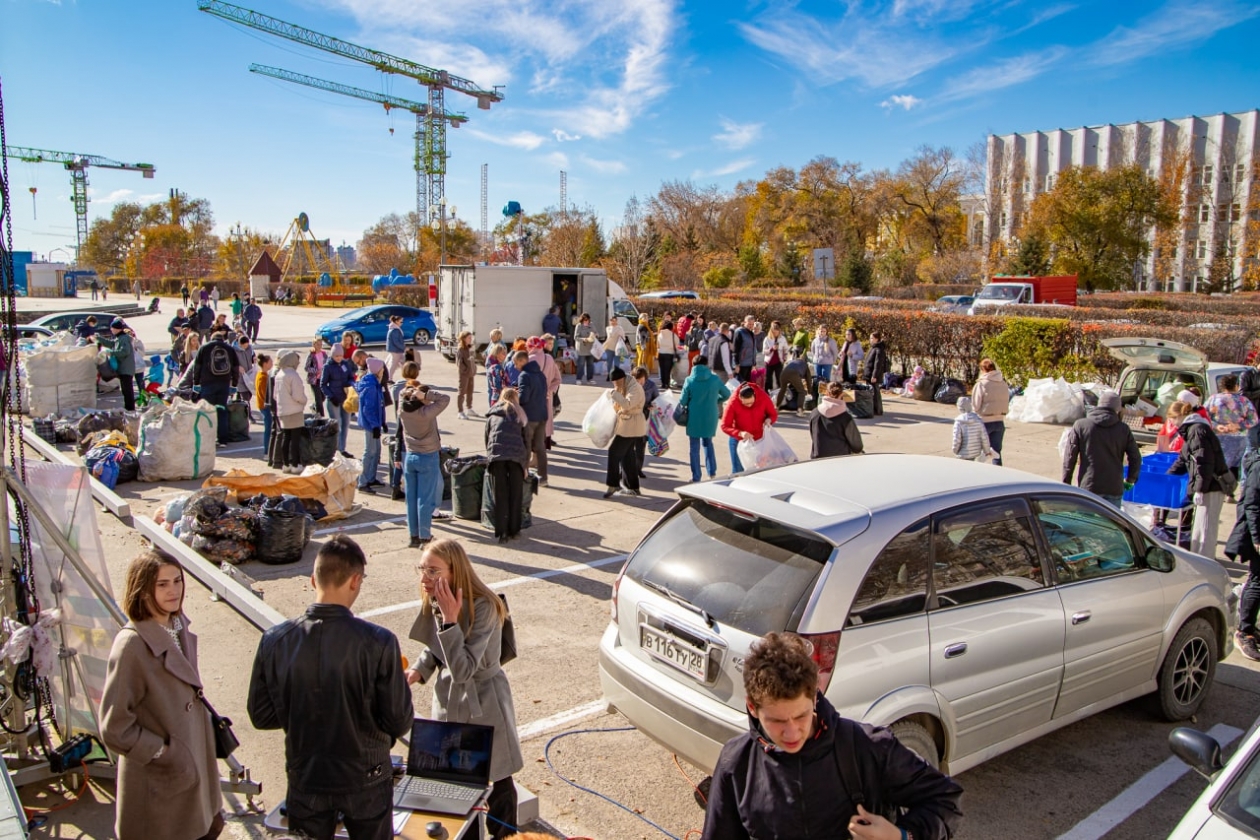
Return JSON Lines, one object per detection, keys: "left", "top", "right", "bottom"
{"left": 1056, "top": 722, "right": 1244, "bottom": 840}
{"left": 359, "top": 553, "right": 627, "bottom": 619}
{"left": 516, "top": 700, "right": 608, "bottom": 742}
{"left": 312, "top": 515, "right": 408, "bottom": 537}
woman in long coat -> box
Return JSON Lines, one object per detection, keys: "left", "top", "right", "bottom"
{"left": 407, "top": 539, "right": 524, "bottom": 839}
{"left": 101, "top": 550, "right": 223, "bottom": 840}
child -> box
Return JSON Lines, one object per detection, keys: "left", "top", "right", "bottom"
{"left": 485, "top": 344, "right": 510, "bottom": 408}
{"left": 255, "top": 354, "right": 274, "bottom": 458}
{"left": 952, "top": 397, "right": 992, "bottom": 462}
{"left": 901, "top": 365, "right": 925, "bottom": 397}
{"left": 456, "top": 330, "right": 476, "bottom": 418}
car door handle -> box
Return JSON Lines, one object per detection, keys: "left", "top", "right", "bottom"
{"left": 944, "top": 643, "right": 968, "bottom": 659}
{"left": 1072, "top": 611, "right": 1092, "bottom": 625}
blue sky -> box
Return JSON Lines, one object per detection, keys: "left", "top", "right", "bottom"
{"left": 4, "top": 0, "right": 1260, "bottom": 262}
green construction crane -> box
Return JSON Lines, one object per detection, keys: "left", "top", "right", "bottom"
{"left": 199, "top": 0, "right": 503, "bottom": 225}
{"left": 248, "top": 64, "right": 468, "bottom": 225}
{"left": 8, "top": 146, "right": 155, "bottom": 262}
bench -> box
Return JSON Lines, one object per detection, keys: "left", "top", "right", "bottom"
{"left": 316, "top": 293, "right": 376, "bottom": 307}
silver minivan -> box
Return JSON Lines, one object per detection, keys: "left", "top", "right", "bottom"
{"left": 599, "top": 455, "right": 1235, "bottom": 774}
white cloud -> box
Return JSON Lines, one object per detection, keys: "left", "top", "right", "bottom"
{"left": 938, "top": 47, "right": 1069, "bottom": 101}
{"left": 712, "top": 118, "right": 762, "bottom": 150}
{"left": 880, "top": 94, "right": 923, "bottom": 111}
{"left": 552, "top": 129, "right": 582, "bottom": 142}
{"left": 692, "top": 158, "right": 755, "bottom": 180}
{"left": 323, "top": 0, "right": 677, "bottom": 138}
{"left": 579, "top": 155, "right": 626, "bottom": 174}
{"left": 545, "top": 152, "right": 570, "bottom": 169}
{"left": 1086, "top": 0, "right": 1260, "bottom": 66}
{"left": 665, "top": 149, "right": 685, "bottom": 160}
{"left": 95, "top": 188, "right": 135, "bottom": 203}
{"left": 465, "top": 128, "right": 546, "bottom": 150}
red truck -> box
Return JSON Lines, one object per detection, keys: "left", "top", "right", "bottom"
{"left": 968, "top": 275, "right": 1078, "bottom": 314}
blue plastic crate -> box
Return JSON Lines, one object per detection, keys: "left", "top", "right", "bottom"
{"left": 1123, "top": 452, "right": 1188, "bottom": 509}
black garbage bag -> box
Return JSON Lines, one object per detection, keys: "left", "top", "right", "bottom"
{"left": 256, "top": 497, "right": 313, "bottom": 565}
{"left": 848, "top": 383, "right": 875, "bottom": 419}
{"left": 190, "top": 507, "right": 258, "bottom": 541}
{"left": 84, "top": 445, "right": 128, "bottom": 489}
{"left": 300, "top": 416, "right": 339, "bottom": 467}
{"left": 116, "top": 449, "right": 139, "bottom": 484}
{"left": 97, "top": 360, "right": 118, "bottom": 383}
{"left": 914, "top": 373, "right": 941, "bottom": 402}
{"left": 439, "top": 446, "right": 460, "bottom": 502}
{"left": 481, "top": 467, "right": 536, "bottom": 531}
{"left": 448, "top": 456, "right": 488, "bottom": 520}
{"left": 934, "top": 378, "right": 967, "bottom": 406}
{"left": 184, "top": 486, "right": 229, "bottom": 521}
{"left": 225, "top": 400, "right": 251, "bottom": 443}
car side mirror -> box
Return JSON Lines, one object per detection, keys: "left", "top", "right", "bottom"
{"left": 1146, "top": 544, "right": 1175, "bottom": 572}
{"left": 1169, "top": 727, "right": 1224, "bottom": 780}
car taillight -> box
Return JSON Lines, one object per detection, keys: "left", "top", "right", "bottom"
{"left": 802, "top": 631, "right": 841, "bottom": 694}
{"left": 611, "top": 568, "right": 625, "bottom": 623}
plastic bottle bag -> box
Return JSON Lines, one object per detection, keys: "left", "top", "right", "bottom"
{"left": 582, "top": 391, "right": 618, "bottom": 449}
{"left": 736, "top": 424, "right": 798, "bottom": 471}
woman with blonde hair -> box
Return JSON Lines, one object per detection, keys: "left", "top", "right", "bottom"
{"left": 101, "top": 550, "right": 224, "bottom": 840}
{"left": 406, "top": 540, "right": 523, "bottom": 838}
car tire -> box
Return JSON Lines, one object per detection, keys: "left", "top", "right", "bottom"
{"left": 1156, "top": 617, "right": 1217, "bottom": 721}
{"left": 413, "top": 329, "right": 431, "bottom": 346}
{"left": 344, "top": 331, "right": 363, "bottom": 347}
{"left": 890, "top": 720, "right": 940, "bottom": 770}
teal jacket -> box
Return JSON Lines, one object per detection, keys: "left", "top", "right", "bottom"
{"left": 99, "top": 332, "right": 136, "bottom": 376}
{"left": 678, "top": 364, "right": 728, "bottom": 439}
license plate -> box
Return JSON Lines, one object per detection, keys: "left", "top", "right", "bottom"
{"left": 640, "top": 624, "right": 708, "bottom": 681}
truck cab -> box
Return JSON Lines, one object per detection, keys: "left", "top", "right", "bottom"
{"left": 968, "top": 275, "right": 1078, "bottom": 315}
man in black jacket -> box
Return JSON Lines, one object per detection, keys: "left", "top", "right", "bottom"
{"left": 864, "top": 332, "right": 890, "bottom": 417}
{"left": 1226, "top": 425, "right": 1260, "bottom": 661}
{"left": 1171, "top": 402, "right": 1230, "bottom": 559}
{"left": 248, "top": 535, "right": 413, "bottom": 840}
{"left": 1061, "top": 390, "right": 1141, "bottom": 509}
{"left": 192, "top": 327, "right": 239, "bottom": 445}
{"left": 702, "top": 632, "right": 962, "bottom": 840}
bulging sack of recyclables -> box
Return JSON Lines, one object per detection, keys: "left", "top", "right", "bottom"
{"left": 582, "top": 391, "right": 618, "bottom": 449}
{"left": 1011, "top": 378, "right": 1086, "bottom": 425}
{"left": 736, "top": 424, "right": 798, "bottom": 471}
{"left": 137, "top": 398, "right": 218, "bottom": 481}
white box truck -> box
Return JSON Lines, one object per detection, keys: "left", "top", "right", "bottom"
{"left": 436, "top": 265, "right": 641, "bottom": 359}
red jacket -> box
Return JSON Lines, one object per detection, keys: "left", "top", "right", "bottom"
{"left": 676, "top": 316, "right": 693, "bottom": 342}
{"left": 721, "top": 383, "right": 778, "bottom": 440}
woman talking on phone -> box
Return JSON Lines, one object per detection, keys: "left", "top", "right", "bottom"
{"left": 406, "top": 539, "right": 523, "bottom": 838}
{"left": 100, "top": 550, "right": 224, "bottom": 840}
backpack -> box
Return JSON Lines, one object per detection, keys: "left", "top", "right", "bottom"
{"left": 686, "top": 328, "right": 703, "bottom": 353}
{"left": 208, "top": 343, "right": 233, "bottom": 378}
{"left": 832, "top": 719, "right": 898, "bottom": 823}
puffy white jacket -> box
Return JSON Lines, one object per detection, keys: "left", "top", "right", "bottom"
{"left": 763, "top": 334, "right": 791, "bottom": 365}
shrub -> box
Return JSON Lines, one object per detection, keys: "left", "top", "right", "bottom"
{"left": 982, "top": 318, "right": 1099, "bottom": 388}
{"left": 703, "top": 265, "right": 736, "bottom": 289}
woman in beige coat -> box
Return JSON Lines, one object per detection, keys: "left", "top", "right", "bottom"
{"left": 603, "top": 367, "right": 646, "bottom": 498}
{"left": 971, "top": 358, "right": 1011, "bottom": 466}
{"left": 101, "top": 550, "right": 223, "bottom": 840}
{"left": 407, "top": 539, "right": 523, "bottom": 839}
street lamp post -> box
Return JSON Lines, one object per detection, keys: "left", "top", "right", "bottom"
{"left": 431, "top": 199, "right": 457, "bottom": 268}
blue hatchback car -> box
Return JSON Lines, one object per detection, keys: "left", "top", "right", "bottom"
{"left": 315, "top": 305, "right": 436, "bottom": 347}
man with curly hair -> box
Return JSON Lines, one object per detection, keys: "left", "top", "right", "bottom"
{"left": 702, "top": 632, "right": 963, "bottom": 840}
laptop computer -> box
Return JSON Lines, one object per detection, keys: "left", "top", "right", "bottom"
{"left": 393, "top": 717, "right": 494, "bottom": 816}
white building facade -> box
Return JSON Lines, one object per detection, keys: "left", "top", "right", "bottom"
{"left": 984, "top": 109, "right": 1260, "bottom": 291}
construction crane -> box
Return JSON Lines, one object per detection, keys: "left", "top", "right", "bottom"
{"left": 248, "top": 63, "right": 468, "bottom": 226}
{"left": 8, "top": 146, "right": 155, "bottom": 262}
{"left": 198, "top": 0, "right": 503, "bottom": 223}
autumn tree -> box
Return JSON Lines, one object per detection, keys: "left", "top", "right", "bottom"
{"left": 537, "top": 206, "right": 605, "bottom": 267}
{"left": 82, "top": 202, "right": 143, "bottom": 277}
{"left": 1023, "top": 165, "right": 1177, "bottom": 291}
{"left": 604, "top": 196, "right": 656, "bottom": 291}
{"left": 216, "top": 227, "right": 274, "bottom": 280}
{"left": 892, "top": 146, "right": 968, "bottom": 256}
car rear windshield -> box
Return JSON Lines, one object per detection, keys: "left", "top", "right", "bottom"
{"left": 624, "top": 501, "right": 833, "bottom": 636}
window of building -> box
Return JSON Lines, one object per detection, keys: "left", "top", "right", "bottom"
{"left": 1045, "top": 174, "right": 1055, "bottom": 191}
{"left": 1201, "top": 205, "right": 1212, "bottom": 224}
{"left": 999, "top": 211, "right": 1008, "bottom": 229}
{"left": 1203, "top": 164, "right": 1214, "bottom": 187}
{"left": 1023, "top": 177, "right": 1031, "bottom": 194}
{"left": 1219, "top": 203, "right": 1231, "bottom": 223}
{"left": 1236, "top": 163, "right": 1247, "bottom": 185}
{"left": 1233, "top": 203, "right": 1242, "bottom": 224}
{"left": 1198, "top": 240, "right": 1209, "bottom": 260}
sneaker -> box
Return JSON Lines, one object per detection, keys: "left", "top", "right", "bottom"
{"left": 433, "top": 510, "right": 453, "bottom": 520}
{"left": 1238, "top": 632, "right": 1260, "bottom": 662}
{"left": 340, "top": 450, "right": 354, "bottom": 459}
{"left": 409, "top": 536, "right": 421, "bottom": 549}
{"left": 458, "top": 411, "right": 468, "bottom": 420}
{"left": 618, "top": 488, "right": 642, "bottom": 497}
{"left": 602, "top": 487, "right": 617, "bottom": 499}
{"left": 391, "top": 486, "right": 405, "bottom": 501}
{"left": 358, "top": 485, "right": 376, "bottom": 495}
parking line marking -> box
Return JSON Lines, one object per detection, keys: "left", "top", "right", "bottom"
{"left": 1056, "top": 722, "right": 1244, "bottom": 840}
{"left": 517, "top": 700, "right": 608, "bottom": 742}
{"left": 312, "top": 515, "right": 408, "bottom": 537}
{"left": 359, "top": 553, "right": 627, "bottom": 619}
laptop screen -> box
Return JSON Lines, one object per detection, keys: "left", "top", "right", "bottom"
{"left": 406, "top": 718, "right": 494, "bottom": 786}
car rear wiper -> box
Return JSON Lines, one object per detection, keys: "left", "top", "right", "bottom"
{"left": 642, "top": 580, "right": 715, "bottom": 628}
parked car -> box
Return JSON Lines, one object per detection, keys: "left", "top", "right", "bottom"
{"left": 3, "top": 325, "right": 54, "bottom": 340}
{"left": 638, "top": 290, "right": 700, "bottom": 301}
{"left": 315, "top": 305, "right": 436, "bottom": 348}
{"left": 27, "top": 311, "right": 121, "bottom": 337}
{"left": 599, "top": 454, "right": 1235, "bottom": 774}
{"left": 1106, "top": 337, "right": 1250, "bottom": 443}
{"left": 1168, "top": 716, "right": 1260, "bottom": 838}
{"left": 930, "top": 295, "right": 976, "bottom": 314}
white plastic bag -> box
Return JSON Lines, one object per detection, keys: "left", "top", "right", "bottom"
{"left": 582, "top": 391, "right": 618, "bottom": 449}
{"left": 737, "top": 424, "right": 798, "bottom": 470}
{"left": 1018, "top": 377, "right": 1085, "bottom": 425}
{"left": 651, "top": 392, "right": 678, "bottom": 440}
{"left": 671, "top": 355, "right": 690, "bottom": 388}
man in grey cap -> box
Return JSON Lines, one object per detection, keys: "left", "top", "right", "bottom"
{"left": 1062, "top": 389, "right": 1142, "bottom": 508}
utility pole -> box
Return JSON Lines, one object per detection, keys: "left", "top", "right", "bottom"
{"left": 481, "top": 163, "right": 488, "bottom": 257}
{"left": 560, "top": 170, "right": 567, "bottom": 218}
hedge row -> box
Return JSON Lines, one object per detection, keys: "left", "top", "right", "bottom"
{"left": 1078, "top": 293, "right": 1260, "bottom": 316}
{"left": 633, "top": 297, "right": 1257, "bottom": 385}
{"left": 1005, "top": 304, "right": 1260, "bottom": 333}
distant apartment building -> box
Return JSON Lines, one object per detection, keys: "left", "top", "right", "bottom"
{"left": 336, "top": 244, "right": 357, "bottom": 270}
{"left": 983, "top": 109, "right": 1260, "bottom": 291}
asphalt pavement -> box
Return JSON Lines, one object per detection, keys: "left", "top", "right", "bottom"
{"left": 16, "top": 298, "right": 1260, "bottom": 840}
